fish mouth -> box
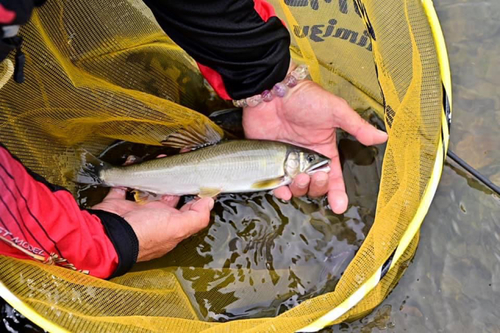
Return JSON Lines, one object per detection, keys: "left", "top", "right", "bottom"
{"left": 307, "top": 159, "right": 331, "bottom": 175}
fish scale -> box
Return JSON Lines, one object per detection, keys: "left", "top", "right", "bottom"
{"left": 101, "top": 141, "right": 290, "bottom": 195}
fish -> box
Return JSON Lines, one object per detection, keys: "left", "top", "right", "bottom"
{"left": 77, "top": 121, "right": 331, "bottom": 198}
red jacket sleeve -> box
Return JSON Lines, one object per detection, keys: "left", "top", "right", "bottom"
{"left": 142, "top": 0, "right": 291, "bottom": 100}
{"left": 0, "top": 144, "right": 138, "bottom": 279}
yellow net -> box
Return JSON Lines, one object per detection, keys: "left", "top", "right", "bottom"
{"left": 0, "top": 0, "right": 451, "bottom": 331}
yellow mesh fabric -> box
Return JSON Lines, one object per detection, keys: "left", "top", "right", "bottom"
{"left": 0, "top": 0, "right": 226, "bottom": 189}
{"left": 0, "top": 0, "right": 446, "bottom": 331}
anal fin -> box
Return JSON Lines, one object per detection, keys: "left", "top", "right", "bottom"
{"left": 198, "top": 187, "right": 222, "bottom": 198}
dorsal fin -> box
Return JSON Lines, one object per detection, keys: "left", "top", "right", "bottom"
{"left": 161, "top": 121, "right": 224, "bottom": 150}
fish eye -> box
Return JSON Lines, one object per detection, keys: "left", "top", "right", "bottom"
{"left": 306, "top": 154, "right": 315, "bottom": 163}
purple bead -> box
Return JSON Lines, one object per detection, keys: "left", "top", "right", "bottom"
{"left": 272, "top": 82, "right": 288, "bottom": 97}
{"left": 284, "top": 74, "right": 298, "bottom": 88}
{"left": 261, "top": 90, "right": 273, "bottom": 102}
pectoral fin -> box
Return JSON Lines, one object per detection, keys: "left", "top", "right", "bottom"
{"left": 251, "top": 177, "right": 285, "bottom": 190}
{"left": 198, "top": 187, "right": 222, "bottom": 198}
{"left": 133, "top": 190, "right": 161, "bottom": 204}
{"left": 162, "top": 120, "right": 224, "bottom": 151}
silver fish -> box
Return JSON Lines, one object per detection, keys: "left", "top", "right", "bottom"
{"left": 78, "top": 140, "right": 330, "bottom": 197}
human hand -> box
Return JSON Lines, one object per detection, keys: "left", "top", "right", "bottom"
{"left": 243, "top": 79, "right": 387, "bottom": 214}
{"left": 93, "top": 188, "right": 214, "bottom": 262}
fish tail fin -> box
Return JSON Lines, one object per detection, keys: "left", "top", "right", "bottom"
{"left": 76, "top": 150, "right": 111, "bottom": 185}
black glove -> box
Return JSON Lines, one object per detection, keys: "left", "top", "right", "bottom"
{"left": 0, "top": 0, "right": 46, "bottom": 82}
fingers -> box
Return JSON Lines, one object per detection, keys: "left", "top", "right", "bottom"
{"left": 177, "top": 198, "right": 214, "bottom": 236}
{"left": 104, "top": 187, "right": 127, "bottom": 200}
{"left": 274, "top": 171, "right": 329, "bottom": 202}
{"left": 161, "top": 195, "right": 180, "bottom": 208}
{"left": 308, "top": 172, "right": 329, "bottom": 197}
{"left": 334, "top": 98, "right": 388, "bottom": 146}
{"left": 275, "top": 171, "right": 329, "bottom": 201}
{"left": 125, "top": 197, "right": 213, "bottom": 262}
{"left": 179, "top": 198, "right": 197, "bottom": 212}
{"left": 289, "top": 173, "right": 310, "bottom": 197}
{"left": 123, "top": 155, "right": 139, "bottom": 166}
{"left": 328, "top": 189, "right": 348, "bottom": 214}
{"left": 190, "top": 197, "right": 215, "bottom": 213}
{"left": 326, "top": 154, "right": 348, "bottom": 214}
{"left": 125, "top": 153, "right": 166, "bottom": 166}
{"left": 273, "top": 186, "right": 292, "bottom": 201}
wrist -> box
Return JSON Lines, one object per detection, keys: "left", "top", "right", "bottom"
{"left": 89, "top": 209, "right": 139, "bottom": 278}
{"left": 233, "top": 63, "right": 309, "bottom": 108}
{"left": 124, "top": 210, "right": 179, "bottom": 262}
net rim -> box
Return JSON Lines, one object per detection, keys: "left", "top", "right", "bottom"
{"left": 297, "top": 0, "right": 453, "bottom": 330}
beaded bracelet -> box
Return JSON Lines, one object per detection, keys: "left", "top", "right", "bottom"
{"left": 232, "top": 64, "right": 309, "bottom": 108}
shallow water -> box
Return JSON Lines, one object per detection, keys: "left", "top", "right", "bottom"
{"left": 0, "top": 302, "right": 43, "bottom": 333}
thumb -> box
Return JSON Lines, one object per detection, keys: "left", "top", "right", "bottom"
{"left": 104, "top": 187, "right": 127, "bottom": 200}
{"left": 190, "top": 197, "right": 215, "bottom": 213}
{"left": 334, "top": 100, "right": 388, "bottom": 146}
{"left": 177, "top": 198, "right": 214, "bottom": 236}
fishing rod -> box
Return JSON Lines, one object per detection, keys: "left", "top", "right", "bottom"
{"left": 447, "top": 149, "right": 500, "bottom": 195}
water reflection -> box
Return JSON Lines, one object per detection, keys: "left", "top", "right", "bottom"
{"left": 0, "top": 300, "right": 44, "bottom": 333}
{"left": 135, "top": 193, "right": 359, "bottom": 320}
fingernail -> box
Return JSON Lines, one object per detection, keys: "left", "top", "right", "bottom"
{"left": 377, "top": 129, "right": 388, "bottom": 137}
{"left": 208, "top": 199, "right": 214, "bottom": 210}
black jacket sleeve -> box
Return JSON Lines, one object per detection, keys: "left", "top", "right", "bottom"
{"left": 142, "top": 0, "right": 291, "bottom": 100}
